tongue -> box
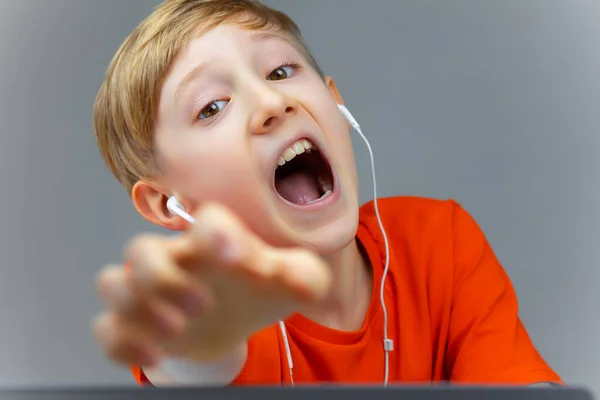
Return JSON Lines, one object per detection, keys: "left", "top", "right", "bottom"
{"left": 275, "top": 171, "right": 320, "bottom": 205}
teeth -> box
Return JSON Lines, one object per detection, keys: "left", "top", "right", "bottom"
{"left": 307, "top": 189, "right": 332, "bottom": 204}
{"left": 293, "top": 142, "right": 305, "bottom": 155}
{"left": 277, "top": 139, "right": 314, "bottom": 167}
{"left": 282, "top": 148, "right": 296, "bottom": 162}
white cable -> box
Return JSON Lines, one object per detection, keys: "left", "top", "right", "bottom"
{"left": 350, "top": 117, "right": 393, "bottom": 387}
{"left": 279, "top": 321, "right": 295, "bottom": 387}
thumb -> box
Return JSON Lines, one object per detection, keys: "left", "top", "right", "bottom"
{"left": 272, "top": 248, "right": 333, "bottom": 302}
{"left": 170, "top": 202, "right": 260, "bottom": 267}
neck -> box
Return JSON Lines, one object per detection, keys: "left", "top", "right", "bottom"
{"left": 301, "top": 238, "right": 372, "bottom": 331}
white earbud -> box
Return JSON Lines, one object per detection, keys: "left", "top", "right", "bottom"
{"left": 166, "top": 195, "right": 196, "bottom": 224}
{"left": 337, "top": 104, "right": 361, "bottom": 131}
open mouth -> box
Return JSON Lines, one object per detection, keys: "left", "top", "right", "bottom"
{"left": 274, "top": 139, "right": 334, "bottom": 206}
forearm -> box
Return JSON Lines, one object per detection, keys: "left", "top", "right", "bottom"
{"left": 143, "top": 341, "right": 247, "bottom": 387}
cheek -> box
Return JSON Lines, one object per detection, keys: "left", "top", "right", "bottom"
{"left": 312, "top": 101, "right": 359, "bottom": 184}
{"left": 334, "top": 133, "right": 359, "bottom": 193}
{"left": 167, "top": 148, "right": 251, "bottom": 199}
{"left": 163, "top": 144, "right": 277, "bottom": 230}
{"left": 158, "top": 133, "right": 241, "bottom": 192}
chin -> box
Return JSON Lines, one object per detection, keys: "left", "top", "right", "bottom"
{"left": 291, "top": 201, "right": 360, "bottom": 255}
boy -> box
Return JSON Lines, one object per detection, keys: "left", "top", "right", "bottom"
{"left": 91, "top": 0, "right": 562, "bottom": 387}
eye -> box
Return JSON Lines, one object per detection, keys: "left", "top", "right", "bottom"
{"left": 197, "top": 99, "right": 228, "bottom": 120}
{"left": 267, "top": 64, "right": 296, "bottom": 81}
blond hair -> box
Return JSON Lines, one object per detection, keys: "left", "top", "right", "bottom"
{"left": 93, "top": 0, "right": 323, "bottom": 194}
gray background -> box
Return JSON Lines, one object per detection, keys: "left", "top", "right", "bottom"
{"left": 0, "top": 0, "right": 598, "bottom": 394}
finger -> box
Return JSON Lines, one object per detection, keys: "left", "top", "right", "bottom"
{"left": 276, "top": 249, "right": 332, "bottom": 301}
{"left": 180, "top": 203, "right": 260, "bottom": 268}
{"left": 96, "top": 265, "right": 138, "bottom": 313}
{"left": 96, "top": 263, "right": 212, "bottom": 327}
{"left": 92, "top": 312, "right": 162, "bottom": 368}
{"left": 124, "top": 235, "right": 209, "bottom": 316}
{"left": 130, "top": 298, "right": 188, "bottom": 340}
{"left": 96, "top": 265, "right": 199, "bottom": 341}
{"left": 230, "top": 247, "right": 331, "bottom": 302}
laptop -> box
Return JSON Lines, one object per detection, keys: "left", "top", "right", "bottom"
{"left": 0, "top": 386, "right": 593, "bottom": 400}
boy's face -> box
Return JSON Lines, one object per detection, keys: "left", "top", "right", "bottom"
{"left": 147, "top": 23, "right": 359, "bottom": 254}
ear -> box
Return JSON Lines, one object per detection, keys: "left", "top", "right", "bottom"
{"left": 131, "top": 180, "right": 188, "bottom": 231}
{"left": 325, "top": 76, "right": 345, "bottom": 105}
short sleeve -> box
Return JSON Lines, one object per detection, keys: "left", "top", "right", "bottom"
{"left": 445, "top": 203, "right": 563, "bottom": 385}
{"left": 131, "top": 365, "right": 152, "bottom": 386}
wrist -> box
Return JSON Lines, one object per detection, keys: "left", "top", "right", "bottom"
{"left": 144, "top": 341, "right": 248, "bottom": 386}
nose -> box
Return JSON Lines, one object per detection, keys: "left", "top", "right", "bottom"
{"left": 249, "top": 88, "right": 298, "bottom": 135}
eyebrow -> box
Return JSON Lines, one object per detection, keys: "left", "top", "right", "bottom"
{"left": 174, "top": 62, "right": 208, "bottom": 103}
{"left": 173, "top": 31, "right": 297, "bottom": 102}
{"left": 249, "top": 31, "right": 293, "bottom": 45}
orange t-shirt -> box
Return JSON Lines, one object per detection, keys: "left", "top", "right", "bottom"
{"left": 131, "top": 196, "right": 562, "bottom": 386}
